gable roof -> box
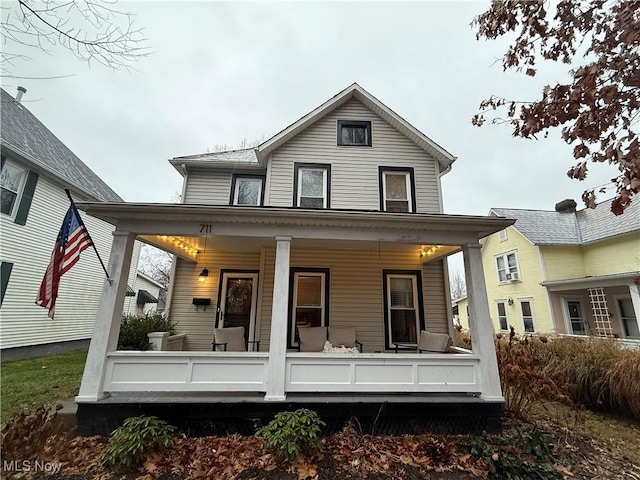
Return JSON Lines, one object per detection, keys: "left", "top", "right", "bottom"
{"left": 0, "top": 88, "right": 123, "bottom": 202}
{"left": 258, "top": 83, "right": 456, "bottom": 173}
{"left": 491, "top": 198, "right": 640, "bottom": 245}
{"left": 169, "top": 83, "right": 456, "bottom": 175}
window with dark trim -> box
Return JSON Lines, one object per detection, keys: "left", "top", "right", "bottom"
{"left": 337, "top": 120, "right": 372, "bottom": 146}
{"left": 1, "top": 156, "right": 39, "bottom": 225}
{"left": 378, "top": 167, "right": 416, "bottom": 213}
{"left": 287, "top": 267, "right": 330, "bottom": 348}
{"left": 1, "top": 261, "right": 14, "bottom": 305}
{"left": 293, "top": 163, "right": 331, "bottom": 209}
{"left": 230, "top": 174, "right": 265, "bottom": 206}
{"left": 382, "top": 270, "right": 425, "bottom": 350}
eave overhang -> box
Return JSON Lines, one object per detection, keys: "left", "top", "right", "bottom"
{"left": 541, "top": 271, "right": 640, "bottom": 291}
{"left": 76, "top": 202, "right": 514, "bottom": 245}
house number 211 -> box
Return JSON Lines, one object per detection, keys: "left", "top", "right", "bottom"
{"left": 200, "top": 224, "right": 212, "bottom": 233}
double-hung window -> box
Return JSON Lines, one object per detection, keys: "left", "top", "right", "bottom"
{"left": 495, "top": 251, "right": 520, "bottom": 283}
{"left": 383, "top": 270, "right": 424, "bottom": 349}
{"left": 230, "top": 174, "right": 265, "bottom": 206}
{"left": 337, "top": 120, "right": 371, "bottom": 147}
{"left": 496, "top": 301, "right": 509, "bottom": 331}
{"left": 294, "top": 163, "right": 330, "bottom": 209}
{"left": 520, "top": 299, "right": 535, "bottom": 333}
{"left": 289, "top": 268, "right": 329, "bottom": 347}
{"left": 1, "top": 157, "right": 38, "bottom": 225}
{"left": 1, "top": 159, "right": 26, "bottom": 217}
{"left": 379, "top": 167, "right": 415, "bottom": 213}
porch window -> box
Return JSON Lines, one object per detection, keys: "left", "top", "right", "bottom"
{"left": 519, "top": 299, "right": 535, "bottom": 333}
{"left": 379, "top": 167, "right": 416, "bottom": 213}
{"left": 383, "top": 271, "right": 424, "bottom": 349}
{"left": 618, "top": 297, "right": 639, "bottom": 338}
{"left": 564, "top": 299, "right": 587, "bottom": 335}
{"left": 289, "top": 268, "right": 329, "bottom": 347}
{"left": 230, "top": 174, "right": 265, "bottom": 206}
{"left": 496, "top": 301, "right": 509, "bottom": 331}
{"left": 294, "top": 163, "right": 330, "bottom": 209}
{"left": 495, "top": 251, "right": 520, "bottom": 283}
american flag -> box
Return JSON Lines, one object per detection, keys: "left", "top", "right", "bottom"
{"left": 36, "top": 202, "right": 93, "bottom": 319}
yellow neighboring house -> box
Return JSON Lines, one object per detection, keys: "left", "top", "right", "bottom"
{"left": 457, "top": 199, "right": 640, "bottom": 343}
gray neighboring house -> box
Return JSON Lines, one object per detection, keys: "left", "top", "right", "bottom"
{"left": 0, "top": 87, "right": 139, "bottom": 361}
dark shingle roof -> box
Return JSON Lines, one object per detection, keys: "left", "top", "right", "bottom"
{"left": 0, "top": 88, "right": 122, "bottom": 202}
{"left": 491, "top": 199, "right": 639, "bottom": 245}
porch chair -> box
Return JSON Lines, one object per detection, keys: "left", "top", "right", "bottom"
{"left": 212, "top": 326, "right": 260, "bottom": 351}
{"left": 416, "top": 331, "right": 451, "bottom": 353}
{"left": 296, "top": 326, "right": 363, "bottom": 352}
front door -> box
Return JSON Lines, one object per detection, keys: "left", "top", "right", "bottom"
{"left": 564, "top": 299, "right": 587, "bottom": 335}
{"left": 218, "top": 272, "right": 259, "bottom": 351}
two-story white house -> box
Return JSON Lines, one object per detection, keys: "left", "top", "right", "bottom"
{"left": 0, "top": 87, "right": 140, "bottom": 361}
{"left": 74, "top": 84, "right": 513, "bottom": 435}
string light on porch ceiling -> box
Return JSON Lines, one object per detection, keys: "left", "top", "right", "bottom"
{"left": 198, "top": 235, "right": 209, "bottom": 283}
{"left": 420, "top": 245, "right": 442, "bottom": 258}
{"left": 159, "top": 235, "right": 199, "bottom": 257}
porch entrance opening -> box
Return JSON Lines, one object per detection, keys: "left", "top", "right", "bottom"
{"left": 217, "top": 272, "right": 259, "bottom": 351}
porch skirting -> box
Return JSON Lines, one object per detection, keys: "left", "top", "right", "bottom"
{"left": 76, "top": 394, "right": 502, "bottom": 436}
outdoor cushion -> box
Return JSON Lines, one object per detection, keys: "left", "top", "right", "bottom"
{"left": 417, "top": 331, "right": 451, "bottom": 352}
{"left": 328, "top": 326, "right": 357, "bottom": 348}
{"left": 213, "top": 326, "right": 246, "bottom": 351}
{"left": 297, "top": 326, "right": 327, "bottom": 352}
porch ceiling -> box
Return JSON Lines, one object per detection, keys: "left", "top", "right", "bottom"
{"left": 77, "top": 203, "right": 514, "bottom": 247}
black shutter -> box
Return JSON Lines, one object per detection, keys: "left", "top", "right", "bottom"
{"left": 1, "top": 261, "right": 14, "bottom": 305}
{"left": 14, "top": 170, "right": 38, "bottom": 225}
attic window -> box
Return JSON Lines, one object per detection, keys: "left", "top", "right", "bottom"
{"left": 337, "top": 120, "right": 371, "bottom": 146}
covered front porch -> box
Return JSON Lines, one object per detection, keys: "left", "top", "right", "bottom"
{"left": 74, "top": 204, "right": 513, "bottom": 433}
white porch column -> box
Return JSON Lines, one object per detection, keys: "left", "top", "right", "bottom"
{"left": 629, "top": 282, "right": 640, "bottom": 330}
{"left": 462, "top": 243, "right": 503, "bottom": 401}
{"left": 76, "top": 231, "right": 136, "bottom": 402}
{"left": 265, "top": 236, "right": 291, "bottom": 401}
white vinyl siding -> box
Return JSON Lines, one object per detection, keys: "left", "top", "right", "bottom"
{"left": 0, "top": 176, "right": 131, "bottom": 349}
{"left": 267, "top": 98, "right": 441, "bottom": 212}
{"left": 183, "top": 170, "right": 238, "bottom": 204}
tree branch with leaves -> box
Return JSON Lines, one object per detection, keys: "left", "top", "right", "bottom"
{"left": 472, "top": 0, "right": 639, "bottom": 214}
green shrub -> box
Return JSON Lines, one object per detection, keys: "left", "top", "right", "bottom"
{"left": 99, "top": 416, "right": 176, "bottom": 469}
{"left": 118, "top": 313, "right": 175, "bottom": 350}
{"left": 256, "top": 408, "right": 326, "bottom": 462}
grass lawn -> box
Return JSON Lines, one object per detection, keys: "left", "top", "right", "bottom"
{"left": 1, "top": 349, "right": 87, "bottom": 424}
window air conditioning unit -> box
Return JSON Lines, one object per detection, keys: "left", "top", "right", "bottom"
{"left": 506, "top": 273, "right": 519, "bottom": 282}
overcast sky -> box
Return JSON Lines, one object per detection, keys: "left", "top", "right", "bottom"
{"left": 2, "top": 0, "right": 617, "bottom": 217}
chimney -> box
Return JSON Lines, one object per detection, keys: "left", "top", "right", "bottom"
{"left": 15, "top": 86, "right": 26, "bottom": 103}
{"left": 555, "top": 199, "right": 577, "bottom": 213}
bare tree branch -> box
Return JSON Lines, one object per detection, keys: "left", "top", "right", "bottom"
{"left": 1, "top": 0, "right": 149, "bottom": 77}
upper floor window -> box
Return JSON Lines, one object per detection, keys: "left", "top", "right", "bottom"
{"left": 294, "top": 163, "right": 330, "bottom": 209}
{"left": 1, "top": 159, "right": 26, "bottom": 217}
{"left": 495, "top": 251, "right": 520, "bottom": 283}
{"left": 337, "top": 120, "right": 371, "bottom": 147}
{"left": 379, "top": 167, "right": 416, "bottom": 213}
{"left": 230, "top": 174, "right": 265, "bottom": 206}
{"left": 498, "top": 229, "right": 508, "bottom": 242}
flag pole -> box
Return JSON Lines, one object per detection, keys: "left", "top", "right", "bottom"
{"left": 65, "top": 189, "right": 113, "bottom": 285}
